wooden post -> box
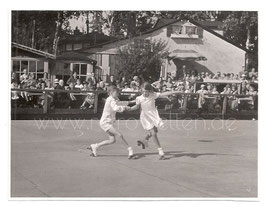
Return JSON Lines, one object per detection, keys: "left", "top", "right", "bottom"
{"left": 182, "top": 95, "right": 188, "bottom": 113}
{"left": 93, "top": 92, "right": 99, "bottom": 114}
{"left": 43, "top": 91, "right": 48, "bottom": 114}
{"left": 222, "top": 96, "right": 227, "bottom": 116}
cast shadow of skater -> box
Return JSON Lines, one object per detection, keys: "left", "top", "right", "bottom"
{"left": 134, "top": 151, "right": 240, "bottom": 160}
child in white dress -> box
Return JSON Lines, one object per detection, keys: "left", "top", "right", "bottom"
{"left": 127, "top": 82, "right": 181, "bottom": 160}
{"left": 89, "top": 86, "right": 136, "bottom": 159}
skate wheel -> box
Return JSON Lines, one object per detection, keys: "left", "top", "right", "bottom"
{"left": 128, "top": 155, "right": 138, "bottom": 160}
{"left": 159, "top": 155, "right": 167, "bottom": 160}
{"left": 137, "top": 140, "right": 145, "bottom": 149}
{"left": 90, "top": 153, "right": 96, "bottom": 157}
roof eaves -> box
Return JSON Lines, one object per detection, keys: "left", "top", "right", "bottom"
{"left": 77, "top": 17, "right": 253, "bottom": 54}
{"left": 11, "top": 42, "right": 56, "bottom": 59}
{"left": 188, "top": 19, "right": 251, "bottom": 53}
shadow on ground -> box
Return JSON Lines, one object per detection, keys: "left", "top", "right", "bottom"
{"left": 95, "top": 151, "right": 241, "bottom": 160}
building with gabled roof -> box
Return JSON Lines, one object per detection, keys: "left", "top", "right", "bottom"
{"left": 11, "top": 42, "right": 98, "bottom": 83}
{"left": 77, "top": 18, "right": 249, "bottom": 80}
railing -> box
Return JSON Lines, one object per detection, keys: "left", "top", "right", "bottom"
{"left": 11, "top": 88, "right": 258, "bottom": 118}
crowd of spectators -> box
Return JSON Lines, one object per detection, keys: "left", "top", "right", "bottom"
{"left": 11, "top": 66, "right": 258, "bottom": 112}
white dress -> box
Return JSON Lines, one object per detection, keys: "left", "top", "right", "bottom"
{"left": 136, "top": 92, "right": 164, "bottom": 130}
{"left": 100, "top": 96, "right": 126, "bottom": 132}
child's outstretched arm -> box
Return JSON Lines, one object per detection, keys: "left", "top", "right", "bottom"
{"left": 110, "top": 100, "right": 126, "bottom": 113}
{"left": 128, "top": 99, "right": 136, "bottom": 104}
{"left": 126, "top": 104, "right": 140, "bottom": 111}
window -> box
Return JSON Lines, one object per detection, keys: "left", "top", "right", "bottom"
{"left": 12, "top": 60, "right": 45, "bottom": 79}
{"left": 12, "top": 61, "right": 20, "bottom": 72}
{"left": 172, "top": 25, "right": 183, "bottom": 35}
{"left": 29, "top": 61, "right": 36, "bottom": 72}
{"left": 21, "top": 61, "right": 28, "bottom": 72}
{"left": 133, "top": 39, "right": 150, "bottom": 49}
{"left": 66, "top": 44, "right": 72, "bottom": 51}
{"left": 185, "top": 26, "right": 197, "bottom": 35}
{"left": 168, "top": 25, "right": 199, "bottom": 38}
{"left": 72, "top": 63, "right": 88, "bottom": 82}
{"left": 73, "top": 43, "right": 82, "bottom": 50}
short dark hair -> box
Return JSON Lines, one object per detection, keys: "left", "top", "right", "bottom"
{"left": 142, "top": 82, "right": 154, "bottom": 92}
{"left": 107, "top": 85, "right": 119, "bottom": 95}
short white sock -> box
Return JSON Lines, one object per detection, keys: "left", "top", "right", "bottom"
{"left": 128, "top": 147, "right": 133, "bottom": 155}
{"left": 158, "top": 147, "right": 164, "bottom": 156}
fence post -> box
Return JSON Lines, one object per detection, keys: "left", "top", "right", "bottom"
{"left": 93, "top": 92, "right": 98, "bottom": 114}
{"left": 43, "top": 91, "right": 48, "bottom": 114}
{"left": 222, "top": 96, "right": 227, "bottom": 116}
{"left": 182, "top": 94, "right": 188, "bottom": 113}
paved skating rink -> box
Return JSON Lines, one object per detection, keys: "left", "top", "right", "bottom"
{"left": 11, "top": 119, "right": 257, "bottom": 198}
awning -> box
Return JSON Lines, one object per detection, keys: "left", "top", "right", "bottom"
{"left": 169, "top": 49, "right": 207, "bottom": 61}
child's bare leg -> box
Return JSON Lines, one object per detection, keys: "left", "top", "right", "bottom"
{"left": 107, "top": 127, "right": 129, "bottom": 147}
{"left": 97, "top": 135, "right": 116, "bottom": 148}
{"left": 150, "top": 128, "right": 161, "bottom": 148}
{"left": 108, "top": 127, "right": 135, "bottom": 157}
{"left": 145, "top": 127, "right": 157, "bottom": 141}
{"left": 149, "top": 127, "right": 165, "bottom": 158}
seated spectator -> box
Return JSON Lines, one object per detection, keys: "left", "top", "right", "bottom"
{"left": 190, "top": 74, "right": 197, "bottom": 84}
{"left": 212, "top": 86, "right": 219, "bottom": 94}
{"left": 122, "top": 83, "right": 132, "bottom": 92}
{"left": 109, "top": 75, "right": 116, "bottom": 86}
{"left": 119, "top": 76, "right": 127, "bottom": 89}
{"left": 26, "top": 73, "right": 37, "bottom": 89}
{"left": 213, "top": 72, "right": 221, "bottom": 79}
{"left": 228, "top": 85, "right": 238, "bottom": 111}
{"left": 238, "top": 85, "right": 257, "bottom": 110}
{"left": 251, "top": 76, "right": 258, "bottom": 83}
{"left": 67, "top": 72, "right": 78, "bottom": 85}
{"left": 75, "top": 79, "right": 84, "bottom": 90}
{"left": 206, "top": 84, "right": 213, "bottom": 93}
{"left": 221, "top": 73, "right": 227, "bottom": 80}
{"left": 234, "top": 74, "right": 240, "bottom": 80}
{"left": 11, "top": 81, "right": 20, "bottom": 108}
{"left": 20, "top": 69, "right": 29, "bottom": 89}
{"left": 116, "top": 80, "right": 121, "bottom": 89}
{"left": 131, "top": 76, "right": 141, "bottom": 88}
{"left": 130, "top": 81, "right": 139, "bottom": 92}
{"left": 175, "top": 81, "right": 185, "bottom": 92}
{"left": 196, "top": 84, "right": 208, "bottom": 109}
{"left": 197, "top": 73, "right": 203, "bottom": 82}
{"left": 67, "top": 82, "right": 78, "bottom": 108}
{"left": 164, "top": 78, "right": 173, "bottom": 91}
{"left": 248, "top": 68, "right": 257, "bottom": 79}
{"left": 11, "top": 72, "right": 19, "bottom": 84}
{"left": 50, "top": 79, "right": 71, "bottom": 109}
{"left": 96, "top": 81, "right": 106, "bottom": 91}
{"left": 80, "top": 85, "right": 95, "bottom": 110}
{"left": 151, "top": 77, "right": 164, "bottom": 91}
{"left": 89, "top": 72, "right": 98, "bottom": 87}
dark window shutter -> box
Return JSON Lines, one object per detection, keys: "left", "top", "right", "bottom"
{"left": 197, "top": 27, "right": 203, "bottom": 38}
{"left": 167, "top": 26, "right": 173, "bottom": 37}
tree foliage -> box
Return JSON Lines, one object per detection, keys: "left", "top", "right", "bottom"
{"left": 12, "top": 10, "right": 258, "bottom": 68}
{"left": 117, "top": 40, "right": 169, "bottom": 81}
{"left": 12, "top": 11, "right": 82, "bottom": 53}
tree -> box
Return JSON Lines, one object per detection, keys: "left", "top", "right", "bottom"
{"left": 219, "top": 11, "right": 258, "bottom": 69}
{"left": 117, "top": 40, "right": 169, "bottom": 82}
{"left": 12, "top": 11, "right": 82, "bottom": 54}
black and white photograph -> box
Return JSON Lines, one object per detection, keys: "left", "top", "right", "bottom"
{"left": 4, "top": 1, "right": 264, "bottom": 202}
